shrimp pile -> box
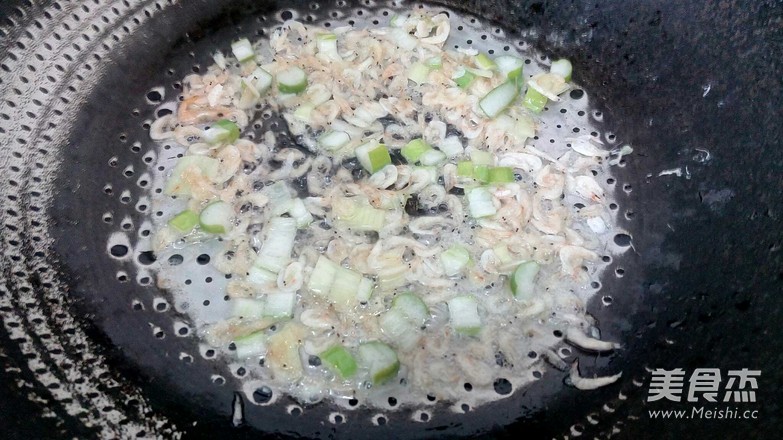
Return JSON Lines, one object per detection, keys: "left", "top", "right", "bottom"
{"left": 148, "top": 12, "right": 622, "bottom": 409}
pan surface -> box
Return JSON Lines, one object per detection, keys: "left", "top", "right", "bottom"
{"left": 0, "top": 0, "right": 781, "bottom": 438}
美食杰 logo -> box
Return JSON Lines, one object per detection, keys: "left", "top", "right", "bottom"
{"left": 647, "top": 368, "right": 760, "bottom": 403}
{"left": 645, "top": 368, "right": 761, "bottom": 421}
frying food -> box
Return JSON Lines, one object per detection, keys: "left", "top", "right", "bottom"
{"left": 149, "top": 11, "right": 620, "bottom": 409}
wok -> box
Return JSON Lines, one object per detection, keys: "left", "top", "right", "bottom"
{"left": 0, "top": 0, "right": 781, "bottom": 438}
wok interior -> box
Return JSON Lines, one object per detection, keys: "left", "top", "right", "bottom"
{"left": 0, "top": 0, "right": 780, "bottom": 438}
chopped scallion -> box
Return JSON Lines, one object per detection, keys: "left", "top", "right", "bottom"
{"left": 440, "top": 245, "right": 471, "bottom": 277}
{"left": 199, "top": 200, "right": 234, "bottom": 234}
{"left": 550, "top": 58, "right": 573, "bottom": 82}
{"left": 494, "top": 55, "right": 524, "bottom": 82}
{"left": 452, "top": 67, "right": 475, "bottom": 89}
{"left": 212, "top": 51, "right": 227, "bottom": 70}
{"left": 255, "top": 217, "right": 297, "bottom": 273}
{"left": 419, "top": 148, "right": 446, "bottom": 166}
{"left": 437, "top": 136, "right": 464, "bottom": 158}
{"left": 264, "top": 292, "right": 296, "bottom": 319}
{"left": 168, "top": 210, "right": 199, "bottom": 233}
{"left": 389, "top": 27, "right": 417, "bottom": 50}
{"left": 467, "top": 187, "right": 496, "bottom": 218}
{"left": 320, "top": 345, "right": 358, "bottom": 379}
{"left": 333, "top": 197, "right": 386, "bottom": 231}
{"left": 329, "top": 266, "right": 363, "bottom": 308}
{"left": 447, "top": 295, "right": 482, "bottom": 336}
{"left": 510, "top": 261, "right": 540, "bottom": 301}
{"left": 473, "top": 164, "right": 490, "bottom": 183}
{"left": 355, "top": 142, "right": 392, "bottom": 173}
{"left": 318, "top": 130, "right": 351, "bottom": 151}
{"left": 469, "top": 149, "right": 494, "bottom": 166}
{"left": 357, "top": 277, "right": 374, "bottom": 302}
{"left": 248, "top": 67, "right": 273, "bottom": 95}
{"left": 479, "top": 81, "right": 518, "bottom": 119}
{"left": 203, "top": 119, "right": 240, "bottom": 145}
{"left": 425, "top": 56, "right": 442, "bottom": 70}
{"left": 316, "top": 32, "right": 341, "bottom": 61}
{"left": 234, "top": 332, "right": 267, "bottom": 359}
{"left": 307, "top": 256, "right": 340, "bottom": 295}
{"left": 523, "top": 86, "right": 548, "bottom": 113}
{"left": 232, "top": 298, "right": 265, "bottom": 320}
{"left": 247, "top": 266, "right": 278, "bottom": 286}
{"left": 407, "top": 61, "right": 431, "bottom": 85}
{"left": 277, "top": 66, "right": 308, "bottom": 94}
{"left": 457, "top": 160, "right": 475, "bottom": 178}
{"left": 358, "top": 341, "right": 400, "bottom": 385}
{"left": 285, "top": 198, "right": 313, "bottom": 228}
{"left": 474, "top": 52, "right": 497, "bottom": 71}
{"left": 487, "top": 166, "right": 515, "bottom": 184}
{"left": 231, "top": 38, "right": 254, "bottom": 62}
{"left": 401, "top": 138, "right": 432, "bottom": 164}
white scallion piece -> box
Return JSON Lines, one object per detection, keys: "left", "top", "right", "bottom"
{"left": 494, "top": 55, "right": 524, "bottom": 80}
{"left": 356, "top": 277, "right": 374, "bottom": 302}
{"left": 447, "top": 295, "right": 482, "bottom": 336}
{"left": 329, "top": 266, "right": 363, "bottom": 308}
{"left": 469, "top": 149, "right": 494, "bottom": 166}
{"left": 318, "top": 130, "right": 351, "bottom": 151}
{"left": 355, "top": 142, "right": 392, "bottom": 173}
{"left": 440, "top": 245, "right": 471, "bottom": 277}
{"left": 392, "top": 293, "right": 429, "bottom": 326}
{"left": 293, "top": 103, "right": 314, "bottom": 123}
{"left": 265, "top": 181, "right": 293, "bottom": 216}
{"left": 285, "top": 198, "right": 314, "bottom": 229}
{"left": 232, "top": 298, "right": 265, "bottom": 320}
{"left": 358, "top": 341, "right": 400, "bottom": 385}
{"left": 234, "top": 332, "right": 267, "bottom": 359}
{"left": 277, "top": 67, "right": 308, "bottom": 94}
{"left": 479, "top": 81, "right": 519, "bottom": 118}
{"left": 264, "top": 292, "right": 296, "bottom": 319}
{"left": 452, "top": 67, "right": 476, "bottom": 88}
{"left": 509, "top": 261, "right": 540, "bottom": 301}
{"left": 418, "top": 148, "right": 446, "bottom": 166}
{"left": 407, "top": 62, "right": 431, "bottom": 85}
{"left": 379, "top": 308, "right": 420, "bottom": 350}
{"left": 437, "top": 136, "right": 464, "bottom": 158}
{"left": 255, "top": 217, "right": 297, "bottom": 273}
{"left": 247, "top": 266, "right": 278, "bottom": 286}
{"left": 307, "top": 256, "right": 340, "bottom": 296}
{"left": 550, "top": 58, "right": 573, "bottom": 82}
{"left": 212, "top": 51, "right": 227, "bottom": 70}
{"left": 425, "top": 56, "right": 442, "bottom": 69}
{"left": 248, "top": 67, "right": 273, "bottom": 95}
{"left": 199, "top": 201, "right": 234, "bottom": 234}
{"left": 389, "top": 14, "right": 408, "bottom": 27}
{"left": 474, "top": 53, "right": 497, "bottom": 71}
{"left": 333, "top": 197, "right": 386, "bottom": 232}
{"left": 316, "top": 32, "right": 341, "bottom": 61}
{"left": 379, "top": 292, "right": 429, "bottom": 349}
{"left": 467, "top": 187, "right": 497, "bottom": 218}
{"left": 231, "top": 38, "right": 255, "bottom": 62}
{"left": 389, "top": 27, "right": 417, "bottom": 50}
